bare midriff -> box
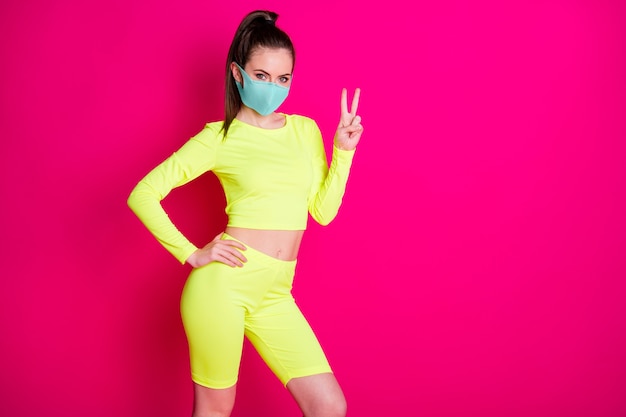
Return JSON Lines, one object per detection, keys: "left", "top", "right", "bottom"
{"left": 225, "top": 226, "right": 304, "bottom": 261}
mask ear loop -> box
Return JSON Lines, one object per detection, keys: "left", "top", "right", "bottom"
{"left": 233, "top": 62, "right": 246, "bottom": 87}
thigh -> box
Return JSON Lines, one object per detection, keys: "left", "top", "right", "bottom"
{"left": 245, "top": 298, "right": 332, "bottom": 386}
{"left": 180, "top": 263, "right": 246, "bottom": 389}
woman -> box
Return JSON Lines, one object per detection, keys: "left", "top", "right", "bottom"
{"left": 128, "top": 10, "right": 363, "bottom": 417}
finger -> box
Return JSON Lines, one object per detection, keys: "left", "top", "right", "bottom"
{"left": 217, "top": 253, "right": 242, "bottom": 268}
{"left": 343, "top": 124, "right": 363, "bottom": 135}
{"left": 350, "top": 115, "right": 362, "bottom": 126}
{"left": 222, "top": 239, "right": 247, "bottom": 251}
{"left": 227, "top": 247, "right": 248, "bottom": 263}
{"left": 212, "top": 232, "right": 224, "bottom": 242}
{"left": 350, "top": 88, "right": 361, "bottom": 117}
{"left": 215, "top": 243, "right": 247, "bottom": 261}
{"left": 216, "top": 247, "right": 247, "bottom": 267}
{"left": 340, "top": 88, "right": 348, "bottom": 116}
{"left": 216, "top": 236, "right": 247, "bottom": 251}
{"left": 228, "top": 255, "right": 245, "bottom": 267}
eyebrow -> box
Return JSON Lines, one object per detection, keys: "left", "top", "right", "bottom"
{"left": 253, "top": 69, "right": 292, "bottom": 77}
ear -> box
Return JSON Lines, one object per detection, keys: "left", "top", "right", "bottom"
{"left": 230, "top": 62, "right": 243, "bottom": 84}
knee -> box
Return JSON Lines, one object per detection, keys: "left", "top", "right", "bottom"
{"left": 192, "top": 403, "right": 233, "bottom": 417}
{"left": 306, "top": 395, "right": 347, "bottom": 417}
{"left": 192, "top": 383, "right": 235, "bottom": 417}
{"left": 192, "top": 405, "right": 233, "bottom": 417}
{"left": 328, "top": 396, "right": 348, "bottom": 417}
{"left": 192, "top": 411, "right": 231, "bottom": 417}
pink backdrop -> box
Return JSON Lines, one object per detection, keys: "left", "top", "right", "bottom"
{"left": 1, "top": 1, "right": 625, "bottom": 416}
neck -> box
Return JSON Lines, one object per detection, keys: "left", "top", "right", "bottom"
{"left": 236, "top": 107, "right": 285, "bottom": 129}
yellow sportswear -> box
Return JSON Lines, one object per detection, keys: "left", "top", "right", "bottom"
{"left": 128, "top": 114, "right": 355, "bottom": 264}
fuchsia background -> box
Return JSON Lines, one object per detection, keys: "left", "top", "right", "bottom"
{"left": 1, "top": 1, "right": 625, "bottom": 416}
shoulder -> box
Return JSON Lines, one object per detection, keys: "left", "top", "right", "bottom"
{"left": 203, "top": 120, "right": 226, "bottom": 136}
{"left": 286, "top": 113, "right": 317, "bottom": 126}
{"left": 285, "top": 114, "right": 321, "bottom": 133}
{"left": 189, "top": 120, "right": 225, "bottom": 144}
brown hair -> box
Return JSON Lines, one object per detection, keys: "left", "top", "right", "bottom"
{"left": 222, "top": 10, "right": 295, "bottom": 137}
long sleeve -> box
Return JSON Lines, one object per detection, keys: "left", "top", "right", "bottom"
{"left": 307, "top": 122, "right": 356, "bottom": 226}
{"left": 127, "top": 126, "right": 219, "bottom": 264}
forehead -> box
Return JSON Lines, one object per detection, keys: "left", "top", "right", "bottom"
{"left": 246, "top": 47, "right": 293, "bottom": 72}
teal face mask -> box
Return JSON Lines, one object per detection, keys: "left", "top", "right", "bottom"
{"left": 234, "top": 63, "right": 290, "bottom": 116}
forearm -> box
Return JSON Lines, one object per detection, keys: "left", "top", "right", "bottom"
{"left": 127, "top": 129, "right": 217, "bottom": 264}
{"left": 308, "top": 146, "right": 355, "bottom": 225}
{"left": 127, "top": 182, "right": 199, "bottom": 264}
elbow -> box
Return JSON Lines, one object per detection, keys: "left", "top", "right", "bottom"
{"left": 317, "top": 218, "right": 332, "bottom": 227}
{"left": 127, "top": 188, "right": 140, "bottom": 213}
{"left": 127, "top": 183, "right": 152, "bottom": 215}
{"left": 311, "top": 209, "right": 338, "bottom": 226}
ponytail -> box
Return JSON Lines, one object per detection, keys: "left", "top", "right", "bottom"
{"left": 222, "top": 10, "right": 295, "bottom": 138}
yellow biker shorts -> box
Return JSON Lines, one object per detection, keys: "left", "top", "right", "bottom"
{"left": 180, "top": 233, "right": 332, "bottom": 389}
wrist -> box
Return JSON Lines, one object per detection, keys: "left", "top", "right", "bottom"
{"left": 186, "top": 250, "right": 200, "bottom": 267}
{"left": 333, "top": 143, "right": 356, "bottom": 152}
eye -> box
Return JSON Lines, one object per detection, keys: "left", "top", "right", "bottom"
{"left": 278, "top": 76, "right": 290, "bottom": 84}
{"left": 255, "top": 73, "right": 268, "bottom": 81}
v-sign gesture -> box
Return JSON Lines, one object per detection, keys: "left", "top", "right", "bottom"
{"left": 334, "top": 88, "right": 364, "bottom": 151}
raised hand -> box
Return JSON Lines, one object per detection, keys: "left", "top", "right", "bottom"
{"left": 186, "top": 232, "right": 247, "bottom": 268}
{"left": 334, "top": 88, "right": 364, "bottom": 151}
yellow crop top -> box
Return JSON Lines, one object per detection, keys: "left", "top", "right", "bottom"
{"left": 127, "top": 114, "right": 355, "bottom": 264}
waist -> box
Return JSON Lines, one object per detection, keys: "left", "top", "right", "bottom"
{"left": 224, "top": 227, "right": 304, "bottom": 261}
